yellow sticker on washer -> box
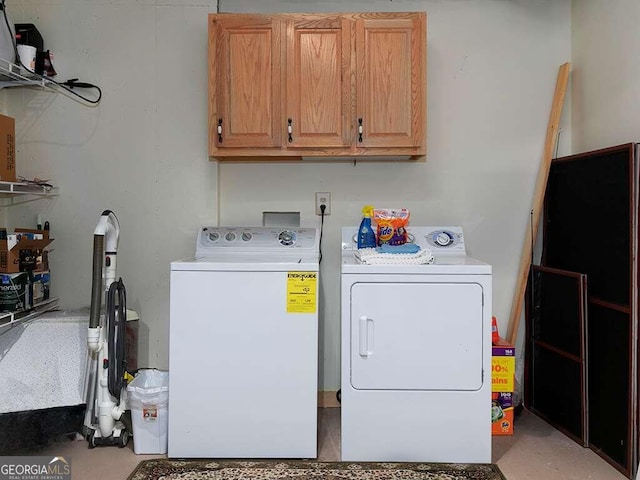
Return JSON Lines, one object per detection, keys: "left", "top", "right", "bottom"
{"left": 286, "top": 272, "right": 317, "bottom": 313}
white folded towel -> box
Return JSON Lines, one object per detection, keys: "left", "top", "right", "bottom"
{"left": 355, "top": 247, "right": 435, "bottom": 265}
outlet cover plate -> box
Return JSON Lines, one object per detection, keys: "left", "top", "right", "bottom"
{"left": 315, "top": 192, "right": 331, "bottom": 215}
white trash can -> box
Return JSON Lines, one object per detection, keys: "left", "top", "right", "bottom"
{"left": 127, "top": 369, "right": 169, "bottom": 454}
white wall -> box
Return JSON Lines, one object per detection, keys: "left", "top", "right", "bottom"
{"left": 2, "top": 0, "right": 219, "bottom": 369}
{"left": 219, "top": 0, "right": 572, "bottom": 389}
{"left": 572, "top": 0, "right": 640, "bottom": 152}
{"left": 0, "top": 1, "right": 572, "bottom": 390}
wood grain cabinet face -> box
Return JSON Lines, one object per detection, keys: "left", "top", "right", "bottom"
{"left": 209, "top": 15, "right": 282, "bottom": 150}
{"left": 356, "top": 15, "right": 425, "bottom": 150}
{"left": 286, "top": 16, "right": 351, "bottom": 148}
{"left": 209, "top": 12, "right": 426, "bottom": 159}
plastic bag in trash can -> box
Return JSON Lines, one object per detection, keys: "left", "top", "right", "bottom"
{"left": 127, "top": 369, "right": 169, "bottom": 411}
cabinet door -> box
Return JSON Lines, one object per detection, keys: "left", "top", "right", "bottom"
{"left": 209, "top": 14, "right": 282, "bottom": 151}
{"left": 285, "top": 16, "right": 351, "bottom": 148}
{"left": 356, "top": 14, "right": 426, "bottom": 149}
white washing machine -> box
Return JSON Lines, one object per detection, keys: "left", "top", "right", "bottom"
{"left": 341, "top": 226, "right": 492, "bottom": 463}
{"left": 168, "top": 226, "right": 319, "bottom": 458}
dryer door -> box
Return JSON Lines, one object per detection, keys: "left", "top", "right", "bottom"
{"left": 350, "top": 282, "right": 484, "bottom": 391}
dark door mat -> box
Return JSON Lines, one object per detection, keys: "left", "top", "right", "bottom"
{"left": 128, "top": 459, "right": 507, "bottom": 480}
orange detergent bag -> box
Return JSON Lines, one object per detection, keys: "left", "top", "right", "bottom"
{"left": 373, "top": 208, "right": 410, "bottom": 246}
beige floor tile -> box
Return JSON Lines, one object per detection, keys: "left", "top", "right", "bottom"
{"left": 494, "top": 410, "right": 627, "bottom": 480}
{"left": 23, "top": 408, "right": 628, "bottom": 480}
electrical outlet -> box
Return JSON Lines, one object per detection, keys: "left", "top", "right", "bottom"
{"left": 315, "top": 192, "right": 331, "bottom": 215}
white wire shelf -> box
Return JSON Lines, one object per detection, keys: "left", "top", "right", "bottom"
{"left": 0, "top": 57, "right": 101, "bottom": 105}
{"left": 0, "top": 180, "right": 55, "bottom": 195}
{"left": 0, "top": 57, "right": 51, "bottom": 89}
{"left": 0, "top": 297, "right": 59, "bottom": 330}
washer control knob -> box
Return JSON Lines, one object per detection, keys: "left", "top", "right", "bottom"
{"left": 278, "top": 230, "right": 296, "bottom": 246}
{"left": 208, "top": 232, "right": 220, "bottom": 242}
{"left": 225, "top": 231, "right": 237, "bottom": 242}
{"left": 435, "top": 231, "right": 452, "bottom": 247}
{"left": 241, "top": 232, "right": 252, "bottom": 242}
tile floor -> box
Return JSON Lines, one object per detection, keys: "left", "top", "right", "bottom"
{"left": 31, "top": 408, "right": 628, "bottom": 480}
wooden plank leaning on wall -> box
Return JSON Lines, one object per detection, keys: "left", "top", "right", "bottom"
{"left": 506, "top": 62, "right": 571, "bottom": 346}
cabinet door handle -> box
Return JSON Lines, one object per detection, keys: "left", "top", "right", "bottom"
{"left": 287, "top": 118, "right": 293, "bottom": 143}
{"left": 358, "top": 118, "right": 363, "bottom": 143}
{"left": 217, "top": 118, "right": 223, "bottom": 143}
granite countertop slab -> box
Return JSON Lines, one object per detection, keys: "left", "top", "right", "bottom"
{"left": 0, "top": 309, "right": 91, "bottom": 414}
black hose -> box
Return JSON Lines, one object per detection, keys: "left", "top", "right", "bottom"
{"left": 106, "top": 278, "right": 127, "bottom": 403}
{"left": 89, "top": 235, "right": 104, "bottom": 329}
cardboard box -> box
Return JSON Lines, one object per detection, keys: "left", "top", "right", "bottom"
{"left": 492, "top": 339, "right": 515, "bottom": 435}
{"left": 492, "top": 391, "right": 514, "bottom": 435}
{"left": 0, "top": 114, "right": 16, "bottom": 182}
{"left": 492, "top": 340, "right": 515, "bottom": 392}
{"left": 0, "top": 228, "right": 53, "bottom": 273}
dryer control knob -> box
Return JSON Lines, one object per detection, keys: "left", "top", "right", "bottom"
{"left": 225, "top": 231, "right": 237, "bottom": 242}
{"left": 241, "top": 232, "right": 252, "bottom": 242}
{"left": 208, "top": 232, "right": 220, "bottom": 242}
{"left": 435, "top": 232, "right": 452, "bottom": 246}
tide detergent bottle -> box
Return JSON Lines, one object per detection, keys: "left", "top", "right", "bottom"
{"left": 357, "top": 205, "right": 376, "bottom": 249}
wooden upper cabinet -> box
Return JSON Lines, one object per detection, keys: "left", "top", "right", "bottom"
{"left": 209, "top": 12, "right": 426, "bottom": 159}
{"left": 285, "top": 16, "right": 351, "bottom": 148}
{"left": 209, "top": 15, "right": 282, "bottom": 150}
{"left": 356, "top": 13, "right": 426, "bottom": 151}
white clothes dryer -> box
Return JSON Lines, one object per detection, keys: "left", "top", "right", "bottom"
{"left": 340, "top": 226, "right": 492, "bottom": 463}
{"left": 168, "top": 226, "right": 319, "bottom": 458}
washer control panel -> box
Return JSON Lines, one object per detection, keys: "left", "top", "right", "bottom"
{"left": 196, "top": 226, "right": 318, "bottom": 256}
